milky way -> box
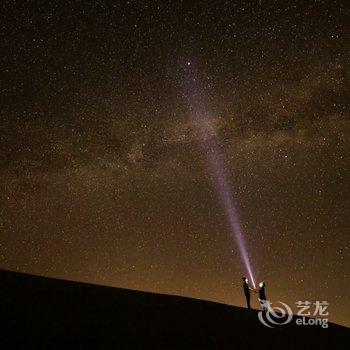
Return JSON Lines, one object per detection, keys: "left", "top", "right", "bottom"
{"left": 1, "top": 0, "right": 349, "bottom": 326}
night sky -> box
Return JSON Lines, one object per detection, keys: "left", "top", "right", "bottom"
{"left": 1, "top": 0, "right": 349, "bottom": 327}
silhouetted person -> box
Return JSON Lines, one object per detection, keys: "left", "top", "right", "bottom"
{"left": 242, "top": 276, "right": 253, "bottom": 309}
{"left": 257, "top": 281, "right": 267, "bottom": 311}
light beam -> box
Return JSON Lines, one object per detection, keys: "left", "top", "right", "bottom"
{"left": 185, "top": 63, "right": 256, "bottom": 288}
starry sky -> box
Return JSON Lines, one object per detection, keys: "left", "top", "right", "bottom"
{"left": 1, "top": 0, "right": 349, "bottom": 327}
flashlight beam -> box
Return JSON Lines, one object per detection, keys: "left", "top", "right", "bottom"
{"left": 185, "top": 63, "right": 256, "bottom": 288}
{"left": 199, "top": 123, "right": 256, "bottom": 288}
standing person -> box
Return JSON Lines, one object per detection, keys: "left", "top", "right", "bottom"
{"left": 257, "top": 281, "right": 267, "bottom": 311}
{"left": 242, "top": 276, "right": 253, "bottom": 309}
